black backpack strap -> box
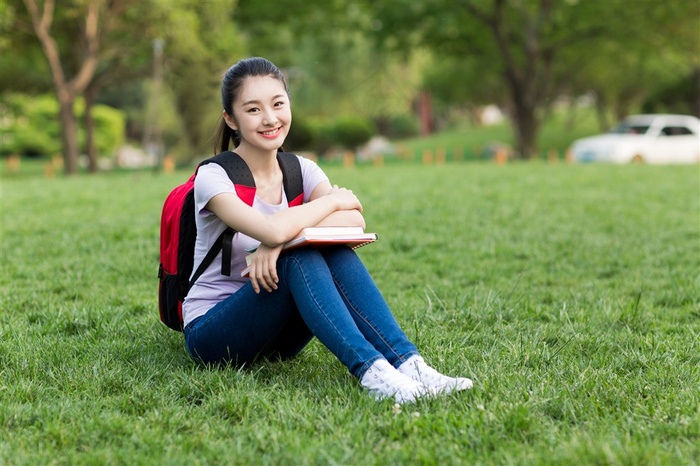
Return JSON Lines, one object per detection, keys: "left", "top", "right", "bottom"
{"left": 194, "top": 151, "right": 252, "bottom": 278}
{"left": 277, "top": 152, "right": 303, "bottom": 204}
{"left": 192, "top": 151, "right": 303, "bottom": 282}
{"left": 206, "top": 151, "right": 255, "bottom": 186}
{"left": 189, "top": 228, "right": 229, "bottom": 286}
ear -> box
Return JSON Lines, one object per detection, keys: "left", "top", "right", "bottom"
{"left": 223, "top": 110, "right": 237, "bottom": 131}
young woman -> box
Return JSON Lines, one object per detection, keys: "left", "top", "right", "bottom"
{"left": 183, "top": 57, "right": 472, "bottom": 403}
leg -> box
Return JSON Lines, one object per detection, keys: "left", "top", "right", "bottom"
{"left": 187, "top": 247, "right": 430, "bottom": 403}
{"left": 185, "top": 248, "right": 387, "bottom": 375}
{"left": 320, "top": 247, "right": 419, "bottom": 367}
{"left": 184, "top": 281, "right": 312, "bottom": 366}
{"left": 279, "top": 248, "right": 427, "bottom": 403}
{"left": 277, "top": 248, "right": 386, "bottom": 378}
{"left": 322, "top": 247, "right": 473, "bottom": 395}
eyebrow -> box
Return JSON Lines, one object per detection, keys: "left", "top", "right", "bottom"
{"left": 241, "top": 94, "right": 287, "bottom": 106}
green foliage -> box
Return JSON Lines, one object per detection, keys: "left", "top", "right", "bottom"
{"left": 1, "top": 162, "right": 699, "bottom": 464}
{"left": 0, "top": 94, "right": 125, "bottom": 158}
{"left": 4, "top": 0, "right": 700, "bottom": 166}
{"left": 236, "top": 0, "right": 422, "bottom": 130}
{"left": 284, "top": 114, "right": 315, "bottom": 152}
{"left": 0, "top": 94, "right": 61, "bottom": 157}
{"left": 332, "top": 115, "right": 376, "bottom": 151}
{"left": 642, "top": 68, "right": 700, "bottom": 117}
{"left": 306, "top": 117, "right": 337, "bottom": 154}
{"left": 302, "top": 115, "right": 377, "bottom": 155}
{"left": 159, "top": 0, "right": 244, "bottom": 158}
{"left": 382, "top": 114, "right": 419, "bottom": 139}
{"left": 78, "top": 100, "right": 126, "bottom": 155}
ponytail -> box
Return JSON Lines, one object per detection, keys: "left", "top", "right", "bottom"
{"left": 215, "top": 117, "right": 239, "bottom": 154}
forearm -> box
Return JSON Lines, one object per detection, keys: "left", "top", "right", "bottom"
{"left": 208, "top": 192, "right": 341, "bottom": 246}
{"left": 313, "top": 209, "right": 366, "bottom": 229}
{"left": 262, "top": 196, "right": 343, "bottom": 245}
{"left": 207, "top": 184, "right": 362, "bottom": 247}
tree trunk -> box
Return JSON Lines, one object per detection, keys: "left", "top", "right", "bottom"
{"left": 23, "top": 0, "right": 101, "bottom": 175}
{"left": 58, "top": 97, "right": 79, "bottom": 174}
{"left": 473, "top": 0, "right": 553, "bottom": 159}
{"left": 84, "top": 86, "right": 98, "bottom": 173}
{"left": 594, "top": 91, "right": 610, "bottom": 132}
{"left": 511, "top": 100, "right": 539, "bottom": 160}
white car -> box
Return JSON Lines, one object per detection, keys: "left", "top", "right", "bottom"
{"left": 571, "top": 114, "right": 700, "bottom": 164}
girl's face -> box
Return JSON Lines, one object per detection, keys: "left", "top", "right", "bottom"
{"left": 224, "top": 75, "right": 291, "bottom": 154}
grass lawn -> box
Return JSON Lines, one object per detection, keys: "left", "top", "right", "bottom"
{"left": 1, "top": 160, "right": 699, "bottom": 465}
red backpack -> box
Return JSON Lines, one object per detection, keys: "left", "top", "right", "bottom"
{"left": 158, "top": 151, "right": 303, "bottom": 331}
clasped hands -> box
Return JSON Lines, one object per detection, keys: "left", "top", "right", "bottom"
{"left": 248, "top": 185, "right": 361, "bottom": 294}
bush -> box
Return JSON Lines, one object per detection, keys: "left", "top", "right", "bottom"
{"left": 0, "top": 94, "right": 61, "bottom": 157}
{"left": 306, "top": 117, "right": 336, "bottom": 155}
{"left": 385, "top": 114, "right": 419, "bottom": 139}
{"left": 285, "top": 115, "right": 314, "bottom": 151}
{"left": 332, "top": 115, "right": 375, "bottom": 151}
{"left": 0, "top": 93, "right": 126, "bottom": 158}
{"left": 86, "top": 103, "right": 126, "bottom": 155}
{"left": 302, "top": 115, "right": 377, "bottom": 156}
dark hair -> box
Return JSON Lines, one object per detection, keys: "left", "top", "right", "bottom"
{"left": 215, "top": 57, "right": 290, "bottom": 153}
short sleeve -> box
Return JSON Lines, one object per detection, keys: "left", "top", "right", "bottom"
{"left": 299, "top": 156, "right": 329, "bottom": 202}
{"left": 193, "top": 163, "right": 236, "bottom": 216}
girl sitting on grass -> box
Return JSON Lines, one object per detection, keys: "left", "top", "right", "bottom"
{"left": 183, "top": 56, "right": 472, "bottom": 403}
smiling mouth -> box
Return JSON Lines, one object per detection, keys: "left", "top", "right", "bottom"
{"left": 260, "top": 127, "right": 281, "bottom": 137}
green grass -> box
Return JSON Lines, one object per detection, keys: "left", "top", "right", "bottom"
{"left": 1, "top": 160, "right": 699, "bottom": 465}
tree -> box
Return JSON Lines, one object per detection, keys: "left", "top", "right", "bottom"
{"left": 372, "top": 0, "right": 584, "bottom": 158}
{"left": 370, "top": 0, "right": 700, "bottom": 158}
{"left": 158, "top": 0, "right": 243, "bottom": 158}
{"left": 22, "top": 0, "right": 104, "bottom": 174}
{"left": 235, "top": 0, "right": 421, "bottom": 138}
{"left": 563, "top": 1, "right": 700, "bottom": 130}
{"left": 12, "top": 0, "right": 243, "bottom": 170}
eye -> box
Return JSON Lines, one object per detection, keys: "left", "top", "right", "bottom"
{"left": 274, "top": 101, "right": 285, "bottom": 108}
{"left": 246, "top": 107, "right": 260, "bottom": 113}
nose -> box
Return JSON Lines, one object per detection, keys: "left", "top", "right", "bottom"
{"left": 262, "top": 108, "right": 278, "bottom": 126}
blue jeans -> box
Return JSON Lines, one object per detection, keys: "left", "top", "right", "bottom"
{"left": 184, "top": 246, "right": 418, "bottom": 379}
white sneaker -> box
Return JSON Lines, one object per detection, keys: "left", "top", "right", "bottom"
{"left": 360, "top": 359, "right": 429, "bottom": 404}
{"left": 398, "top": 355, "right": 473, "bottom": 395}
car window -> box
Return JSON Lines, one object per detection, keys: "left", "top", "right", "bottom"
{"left": 611, "top": 122, "right": 650, "bottom": 134}
{"left": 659, "top": 126, "right": 694, "bottom": 136}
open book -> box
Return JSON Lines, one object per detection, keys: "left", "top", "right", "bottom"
{"left": 241, "top": 226, "right": 378, "bottom": 277}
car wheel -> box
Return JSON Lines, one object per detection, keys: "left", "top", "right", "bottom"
{"left": 631, "top": 154, "right": 644, "bottom": 164}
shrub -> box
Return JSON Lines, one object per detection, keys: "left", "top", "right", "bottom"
{"left": 385, "top": 114, "right": 419, "bottom": 139}
{"left": 86, "top": 103, "right": 126, "bottom": 155}
{"left": 0, "top": 94, "right": 61, "bottom": 157}
{"left": 306, "top": 117, "right": 336, "bottom": 155}
{"left": 285, "top": 115, "right": 314, "bottom": 151}
{"left": 0, "top": 93, "right": 126, "bottom": 158}
{"left": 332, "top": 115, "right": 375, "bottom": 151}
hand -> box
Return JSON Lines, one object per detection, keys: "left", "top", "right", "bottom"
{"left": 247, "top": 243, "right": 283, "bottom": 294}
{"left": 328, "top": 185, "right": 363, "bottom": 212}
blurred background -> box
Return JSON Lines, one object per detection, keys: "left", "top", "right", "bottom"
{"left": 1, "top": 0, "right": 698, "bottom": 174}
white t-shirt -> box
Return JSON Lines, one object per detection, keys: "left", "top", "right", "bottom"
{"left": 182, "top": 155, "right": 329, "bottom": 327}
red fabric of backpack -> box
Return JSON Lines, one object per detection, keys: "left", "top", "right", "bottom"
{"left": 158, "top": 151, "right": 303, "bottom": 331}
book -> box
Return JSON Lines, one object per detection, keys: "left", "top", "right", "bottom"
{"left": 241, "top": 226, "right": 378, "bottom": 277}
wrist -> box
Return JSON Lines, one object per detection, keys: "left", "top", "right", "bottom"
{"left": 326, "top": 194, "right": 342, "bottom": 212}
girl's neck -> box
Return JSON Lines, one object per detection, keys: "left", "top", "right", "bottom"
{"left": 234, "top": 145, "right": 279, "bottom": 176}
